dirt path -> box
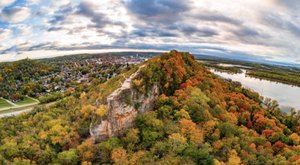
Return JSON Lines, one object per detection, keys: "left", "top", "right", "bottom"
{"left": 5, "top": 99, "right": 17, "bottom": 106}
{"left": 107, "top": 65, "right": 144, "bottom": 101}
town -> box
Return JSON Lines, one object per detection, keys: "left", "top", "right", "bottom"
{"left": 38, "top": 54, "right": 148, "bottom": 94}
{"left": 0, "top": 53, "right": 150, "bottom": 113}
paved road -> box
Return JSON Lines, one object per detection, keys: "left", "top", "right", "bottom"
{"left": 0, "top": 101, "right": 57, "bottom": 118}
{"left": 0, "top": 97, "right": 39, "bottom": 112}
{"left": 0, "top": 108, "right": 33, "bottom": 118}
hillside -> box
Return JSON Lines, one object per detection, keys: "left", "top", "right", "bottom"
{"left": 1, "top": 51, "right": 300, "bottom": 164}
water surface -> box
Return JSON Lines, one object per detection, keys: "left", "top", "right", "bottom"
{"left": 211, "top": 69, "right": 300, "bottom": 113}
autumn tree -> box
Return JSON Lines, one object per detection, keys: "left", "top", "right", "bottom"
{"left": 123, "top": 128, "right": 140, "bottom": 150}
{"left": 81, "top": 105, "right": 95, "bottom": 118}
{"left": 95, "top": 105, "right": 108, "bottom": 118}
{"left": 57, "top": 149, "right": 78, "bottom": 165}
{"left": 227, "top": 150, "right": 241, "bottom": 165}
{"left": 111, "top": 147, "right": 128, "bottom": 165}
{"left": 76, "top": 138, "right": 96, "bottom": 162}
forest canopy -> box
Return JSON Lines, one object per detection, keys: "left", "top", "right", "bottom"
{"left": 0, "top": 51, "right": 300, "bottom": 164}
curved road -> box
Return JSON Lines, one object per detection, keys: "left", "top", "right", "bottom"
{"left": 0, "top": 100, "right": 56, "bottom": 118}
{"left": 0, "top": 108, "right": 33, "bottom": 118}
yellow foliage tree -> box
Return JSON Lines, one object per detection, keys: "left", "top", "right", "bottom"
{"left": 81, "top": 105, "right": 95, "bottom": 118}
{"left": 95, "top": 105, "right": 108, "bottom": 118}
{"left": 133, "top": 79, "right": 142, "bottom": 87}
{"left": 81, "top": 161, "right": 92, "bottom": 165}
{"left": 39, "top": 130, "right": 47, "bottom": 140}
{"left": 179, "top": 119, "right": 204, "bottom": 145}
{"left": 289, "top": 133, "right": 300, "bottom": 145}
{"left": 227, "top": 150, "right": 241, "bottom": 165}
{"left": 169, "top": 133, "right": 187, "bottom": 143}
{"left": 77, "top": 138, "right": 96, "bottom": 162}
{"left": 175, "top": 109, "right": 191, "bottom": 120}
{"left": 204, "top": 120, "right": 216, "bottom": 134}
{"left": 111, "top": 147, "right": 128, "bottom": 165}
{"left": 213, "top": 140, "right": 223, "bottom": 150}
{"left": 249, "top": 143, "right": 257, "bottom": 153}
{"left": 214, "top": 159, "right": 226, "bottom": 165}
{"left": 129, "top": 150, "right": 146, "bottom": 165}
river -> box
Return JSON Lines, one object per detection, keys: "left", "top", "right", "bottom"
{"left": 211, "top": 69, "right": 300, "bottom": 113}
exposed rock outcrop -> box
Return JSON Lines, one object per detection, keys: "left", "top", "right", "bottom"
{"left": 90, "top": 66, "right": 159, "bottom": 141}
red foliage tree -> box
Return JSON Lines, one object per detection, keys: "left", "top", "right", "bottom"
{"left": 246, "top": 121, "right": 253, "bottom": 128}
{"left": 272, "top": 141, "right": 286, "bottom": 152}
{"left": 262, "top": 129, "right": 274, "bottom": 137}
{"left": 180, "top": 83, "right": 187, "bottom": 89}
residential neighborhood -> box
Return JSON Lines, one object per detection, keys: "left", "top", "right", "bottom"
{"left": 0, "top": 53, "right": 150, "bottom": 115}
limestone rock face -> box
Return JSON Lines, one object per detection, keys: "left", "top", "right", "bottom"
{"left": 90, "top": 80, "right": 159, "bottom": 141}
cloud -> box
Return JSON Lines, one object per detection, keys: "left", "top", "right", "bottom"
{"left": 176, "top": 24, "right": 218, "bottom": 37}
{"left": 132, "top": 28, "right": 178, "bottom": 37}
{"left": 275, "top": 0, "right": 300, "bottom": 11}
{"left": 55, "top": 0, "right": 70, "bottom": 7}
{"left": 76, "top": 1, "right": 110, "bottom": 28}
{"left": 263, "top": 12, "right": 300, "bottom": 37}
{"left": 1, "top": 7, "right": 31, "bottom": 22}
{"left": 48, "top": 5, "right": 74, "bottom": 25}
{"left": 26, "top": 0, "right": 40, "bottom": 5}
{"left": 0, "top": 0, "right": 16, "bottom": 7}
{"left": 1, "top": 0, "right": 300, "bottom": 63}
{"left": 125, "top": 0, "right": 192, "bottom": 23}
{"left": 194, "top": 11, "right": 242, "bottom": 25}
{"left": 15, "top": 24, "right": 32, "bottom": 36}
{"left": 0, "top": 28, "right": 12, "bottom": 41}
{"left": 76, "top": 1, "right": 125, "bottom": 28}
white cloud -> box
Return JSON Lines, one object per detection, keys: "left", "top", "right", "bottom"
{"left": 1, "top": 7, "right": 31, "bottom": 22}
{"left": 0, "top": 28, "right": 12, "bottom": 41}
{"left": 26, "top": 0, "right": 40, "bottom": 5}
{"left": 0, "top": 0, "right": 16, "bottom": 7}
{"left": 54, "top": 0, "right": 71, "bottom": 7}
{"left": 1, "top": 0, "right": 300, "bottom": 63}
{"left": 15, "top": 24, "right": 32, "bottom": 36}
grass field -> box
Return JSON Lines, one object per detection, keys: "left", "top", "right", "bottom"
{"left": 0, "top": 99, "right": 13, "bottom": 108}
{"left": 15, "top": 97, "right": 38, "bottom": 105}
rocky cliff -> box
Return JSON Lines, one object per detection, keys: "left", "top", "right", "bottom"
{"left": 90, "top": 66, "right": 159, "bottom": 141}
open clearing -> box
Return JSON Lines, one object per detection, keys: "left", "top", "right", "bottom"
{"left": 0, "top": 99, "right": 13, "bottom": 108}
{"left": 15, "top": 96, "right": 38, "bottom": 105}
{"left": 0, "top": 97, "right": 40, "bottom": 117}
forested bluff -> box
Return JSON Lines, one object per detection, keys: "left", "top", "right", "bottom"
{"left": 1, "top": 50, "right": 300, "bottom": 164}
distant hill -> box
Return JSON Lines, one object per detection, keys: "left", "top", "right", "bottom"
{"left": 0, "top": 51, "right": 300, "bottom": 164}
{"left": 195, "top": 53, "right": 300, "bottom": 68}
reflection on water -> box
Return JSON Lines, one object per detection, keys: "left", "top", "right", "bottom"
{"left": 217, "top": 63, "right": 252, "bottom": 69}
{"left": 211, "top": 69, "right": 300, "bottom": 113}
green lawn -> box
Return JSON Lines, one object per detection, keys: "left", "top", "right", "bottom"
{"left": 15, "top": 97, "right": 38, "bottom": 105}
{"left": 0, "top": 99, "right": 13, "bottom": 108}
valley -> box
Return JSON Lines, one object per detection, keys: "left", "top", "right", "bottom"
{"left": 1, "top": 0, "right": 299, "bottom": 164}
{"left": 1, "top": 51, "right": 300, "bottom": 164}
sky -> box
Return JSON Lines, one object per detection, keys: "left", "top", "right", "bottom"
{"left": 0, "top": 0, "right": 300, "bottom": 63}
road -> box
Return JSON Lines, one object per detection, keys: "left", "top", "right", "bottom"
{"left": 0, "top": 101, "right": 57, "bottom": 118}
{"left": 0, "top": 108, "right": 33, "bottom": 118}
{"left": 0, "top": 97, "right": 39, "bottom": 112}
